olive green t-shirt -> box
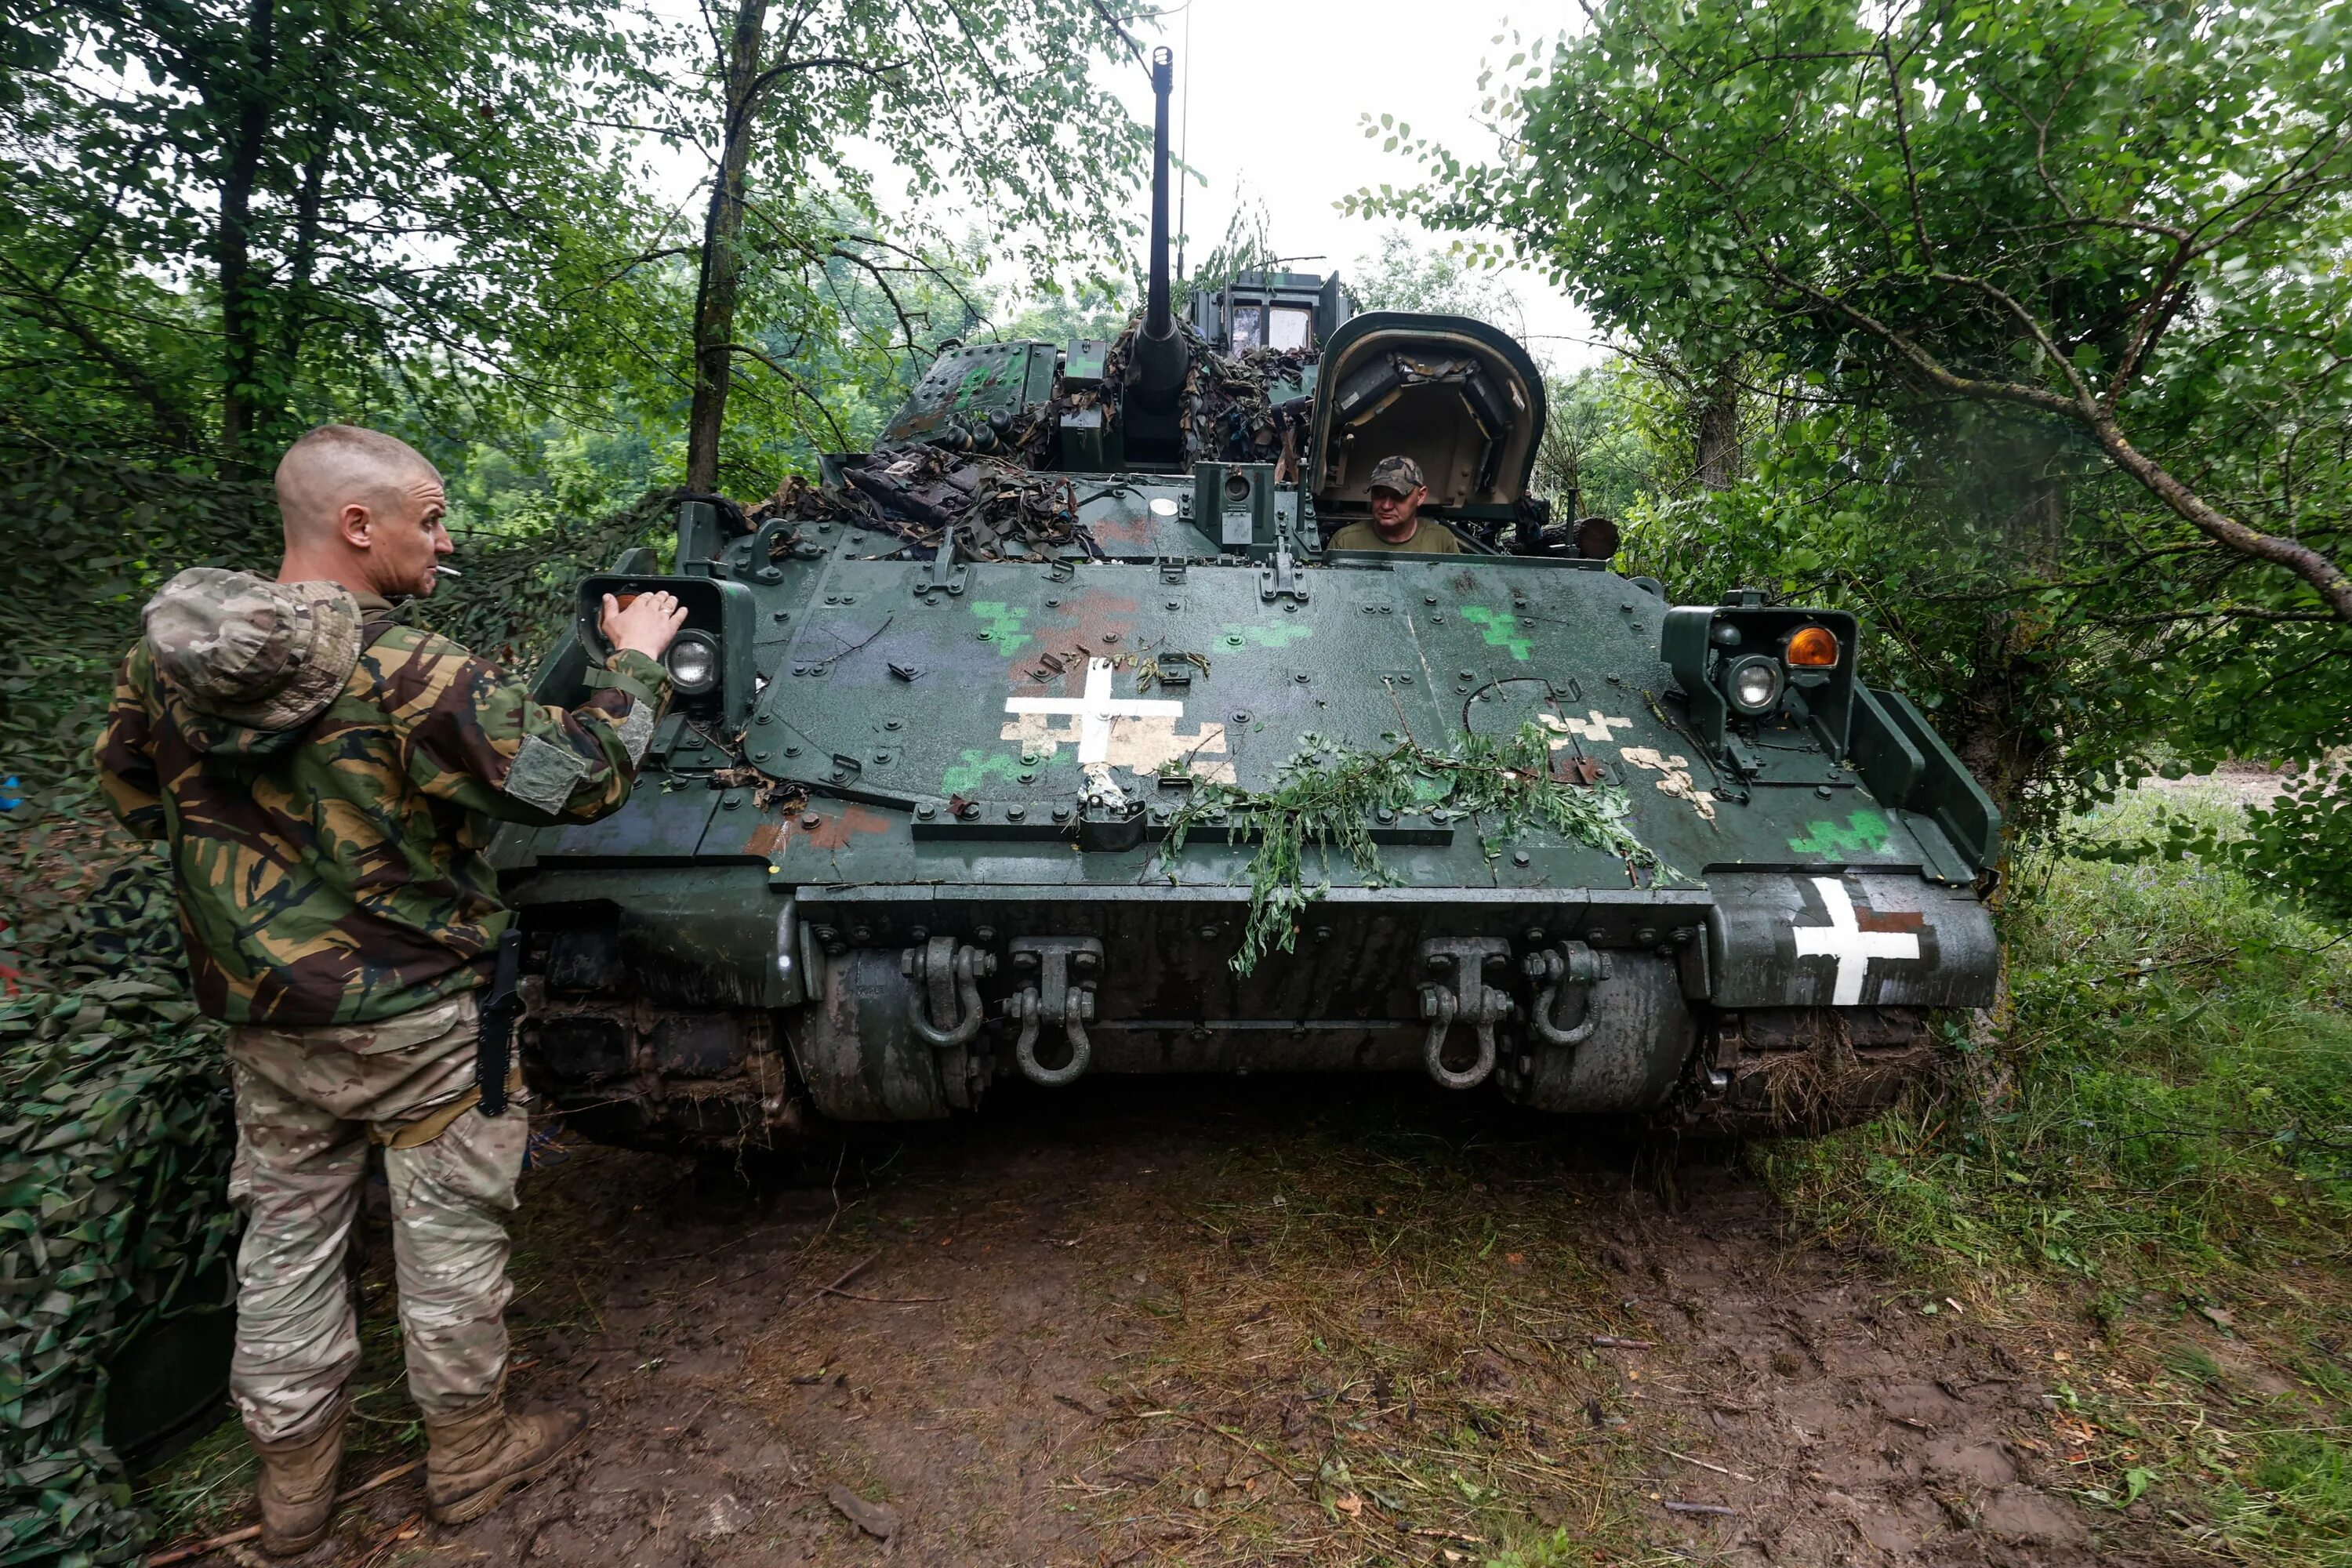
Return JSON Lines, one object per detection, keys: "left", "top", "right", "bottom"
{"left": 1323, "top": 518, "right": 1465, "bottom": 554}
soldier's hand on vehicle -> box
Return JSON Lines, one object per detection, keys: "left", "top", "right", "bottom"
{"left": 601, "top": 590, "right": 688, "bottom": 659}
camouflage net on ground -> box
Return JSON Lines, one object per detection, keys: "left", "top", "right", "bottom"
{"left": 0, "top": 458, "right": 277, "bottom": 815}
{"left": 1, "top": 860, "right": 232, "bottom": 1568}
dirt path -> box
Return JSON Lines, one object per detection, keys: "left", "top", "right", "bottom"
{"left": 249, "top": 1078, "right": 2177, "bottom": 1567}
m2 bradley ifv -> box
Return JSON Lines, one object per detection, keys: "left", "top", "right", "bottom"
{"left": 489, "top": 48, "right": 2002, "bottom": 1152}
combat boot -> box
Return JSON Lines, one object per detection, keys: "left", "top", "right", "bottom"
{"left": 423, "top": 1391, "right": 586, "bottom": 1525}
{"left": 251, "top": 1395, "right": 350, "bottom": 1556}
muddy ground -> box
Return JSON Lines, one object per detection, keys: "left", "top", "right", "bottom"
{"left": 154, "top": 1076, "right": 2192, "bottom": 1567}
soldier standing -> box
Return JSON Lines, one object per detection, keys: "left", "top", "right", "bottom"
{"left": 95, "top": 425, "right": 687, "bottom": 1553}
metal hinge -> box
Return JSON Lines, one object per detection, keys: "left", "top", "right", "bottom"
{"left": 915, "top": 522, "right": 968, "bottom": 599}
{"left": 1258, "top": 532, "right": 1309, "bottom": 604}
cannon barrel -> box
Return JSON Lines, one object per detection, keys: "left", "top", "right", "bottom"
{"left": 1131, "top": 46, "right": 1186, "bottom": 411}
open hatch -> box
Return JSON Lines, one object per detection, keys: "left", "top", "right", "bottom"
{"left": 1307, "top": 312, "right": 1547, "bottom": 523}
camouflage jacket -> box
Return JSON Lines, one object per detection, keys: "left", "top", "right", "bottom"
{"left": 96, "top": 586, "right": 669, "bottom": 1025}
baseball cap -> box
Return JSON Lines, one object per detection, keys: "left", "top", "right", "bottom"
{"left": 1367, "top": 455, "right": 1424, "bottom": 495}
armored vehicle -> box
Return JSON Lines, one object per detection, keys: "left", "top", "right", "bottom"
{"left": 492, "top": 48, "right": 2001, "bottom": 1152}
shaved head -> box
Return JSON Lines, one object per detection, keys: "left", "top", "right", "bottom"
{"left": 276, "top": 424, "right": 441, "bottom": 544}
{"left": 273, "top": 425, "right": 453, "bottom": 601}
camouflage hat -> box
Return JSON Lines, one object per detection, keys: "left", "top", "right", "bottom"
{"left": 1367, "top": 455, "right": 1425, "bottom": 495}
{"left": 143, "top": 568, "right": 363, "bottom": 731}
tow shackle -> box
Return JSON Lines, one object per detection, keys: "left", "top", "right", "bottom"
{"left": 1007, "top": 937, "right": 1102, "bottom": 1088}
{"left": 1416, "top": 937, "right": 1513, "bottom": 1090}
{"left": 902, "top": 935, "right": 994, "bottom": 1048}
{"left": 1523, "top": 940, "right": 1612, "bottom": 1048}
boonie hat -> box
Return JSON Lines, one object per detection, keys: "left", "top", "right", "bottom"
{"left": 1367, "top": 454, "right": 1424, "bottom": 495}
{"left": 143, "top": 568, "right": 363, "bottom": 731}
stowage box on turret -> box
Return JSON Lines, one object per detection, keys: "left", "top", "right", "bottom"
{"left": 490, "top": 48, "right": 2001, "bottom": 1151}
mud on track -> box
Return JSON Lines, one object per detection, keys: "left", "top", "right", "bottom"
{"left": 268, "top": 1077, "right": 2172, "bottom": 1567}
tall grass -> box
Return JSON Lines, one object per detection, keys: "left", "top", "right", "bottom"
{"left": 1763, "top": 788, "right": 2352, "bottom": 1567}
{"left": 1766, "top": 789, "right": 2350, "bottom": 1279}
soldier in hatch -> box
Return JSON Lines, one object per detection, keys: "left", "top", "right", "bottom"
{"left": 95, "top": 425, "right": 688, "bottom": 1553}
{"left": 1322, "top": 454, "right": 1464, "bottom": 554}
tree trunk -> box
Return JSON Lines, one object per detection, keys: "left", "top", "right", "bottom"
{"left": 1947, "top": 637, "right": 2060, "bottom": 822}
{"left": 685, "top": 0, "right": 771, "bottom": 492}
{"left": 1693, "top": 365, "right": 1740, "bottom": 492}
{"left": 278, "top": 96, "right": 341, "bottom": 382}
{"left": 217, "top": 0, "right": 276, "bottom": 472}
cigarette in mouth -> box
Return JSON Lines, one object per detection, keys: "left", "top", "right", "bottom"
{"left": 436, "top": 565, "right": 463, "bottom": 577}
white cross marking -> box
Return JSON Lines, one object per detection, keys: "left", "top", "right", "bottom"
{"left": 1563, "top": 710, "right": 1635, "bottom": 743}
{"left": 1004, "top": 658, "right": 1183, "bottom": 766}
{"left": 1791, "top": 877, "right": 1920, "bottom": 1006}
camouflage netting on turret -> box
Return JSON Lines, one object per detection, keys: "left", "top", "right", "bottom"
{"left": 752, "top": 450, "right": 1098, "bottom": 561}
{"left": 1, "top": 862, "right": 234, "bottom": 1568}
{"left": 1033, "top": 314, "right": 1316, "bottom": 475}
{"left": 744, "top": 315, "right": 1321, "bottom": 557}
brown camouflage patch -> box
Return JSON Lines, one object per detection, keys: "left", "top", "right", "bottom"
{"left": 96, "top": 627, "right": 672, "bottom": 1025}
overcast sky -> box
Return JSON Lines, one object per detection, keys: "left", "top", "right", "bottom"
{"left": 1098, "top": 0, "right": 1603, "bottom": 369}
{"left": 644, "top": 2, "right": 1605, "bottom": 370}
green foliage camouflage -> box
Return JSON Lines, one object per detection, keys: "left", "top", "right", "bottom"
{"left": 1166, "top": 724, "right": 1671, "bottom": 975}
{"left": 0, "top": 458, "right": 277, "bottom": 812}
{"left": 1, "top": 861, "right": 232, "bottom": 1568}
{"left": 0, "top": 457, "right": 678, "bottom": 809}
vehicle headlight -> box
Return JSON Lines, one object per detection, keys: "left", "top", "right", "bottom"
{"left": 665, "top": 630, "right": 719, "bottom": 695}
{"left": 1725, "top": 654, "right": 1782, "bottom": 714}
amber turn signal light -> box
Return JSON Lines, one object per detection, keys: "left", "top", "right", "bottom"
{"left": 1784, "top": 625, "right": 1840, "bottom": 667}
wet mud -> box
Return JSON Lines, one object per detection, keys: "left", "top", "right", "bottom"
{"left": 249, "top": 1077, "right": 2177, "bottom": 1566}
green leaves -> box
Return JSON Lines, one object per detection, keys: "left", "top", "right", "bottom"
{"left": 1380, "top": 0, "right": 2350, "bottom": 885}
{"left": 1164, "top": 725, "right": 1668, "bottom": 976}
{"left": 8, "top": 0, "right": 681, "bottom": 468}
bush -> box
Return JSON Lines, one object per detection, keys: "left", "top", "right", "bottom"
{"left": 1767, "top": 789, "right": 2350, "bottom": 1276}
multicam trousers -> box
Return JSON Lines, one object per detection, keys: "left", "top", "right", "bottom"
{"left": 225, "top": 991, "right": 526, "bottom": 1443}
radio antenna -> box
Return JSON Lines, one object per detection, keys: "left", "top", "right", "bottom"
{"left": 1176, "top": 2, "right": 1192, "bottom": 281}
